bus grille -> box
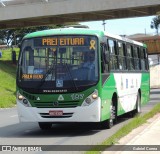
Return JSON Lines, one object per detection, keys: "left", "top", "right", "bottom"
{"left": 33, "top": 101, "right": 79, "bottom": 108}
{"left": 39, "top": 112, "right": 73, "bottom": 118}
{"left": 22, "top": 92, "right": 36, "bottom": 100}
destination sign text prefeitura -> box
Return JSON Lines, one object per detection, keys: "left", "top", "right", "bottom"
{"left": 34, "top": 37, "right": 87, "bottom": 47}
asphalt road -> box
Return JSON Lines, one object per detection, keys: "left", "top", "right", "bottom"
{"left": 0, "top": 89, "right": 159, "bottom": 153}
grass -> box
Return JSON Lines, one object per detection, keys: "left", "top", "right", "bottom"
{"left": 0, "top": 48, "right": 19, "bottom": 61}
{"left": 85, "top": 103, "right": 160, "bottom": 154}
{"left": 0, "top": 48, "right": 19, "bottom": 107}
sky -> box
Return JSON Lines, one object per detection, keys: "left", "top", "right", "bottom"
{"left": 80, "top": 16, "right": 156, "bottom": 36}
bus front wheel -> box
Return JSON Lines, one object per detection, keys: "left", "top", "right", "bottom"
{"left": 38, "top": 122, "right": 52, "bottom": 130}
{"left": 102, "top": 100, "right": 116, "bottom": 129}
{"left": 107, "top": 102, "right": 116, "bottom": 129}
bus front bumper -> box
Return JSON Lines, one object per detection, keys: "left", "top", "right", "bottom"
{"left": 17, "top": 98, "right": 101, "bottom": 123}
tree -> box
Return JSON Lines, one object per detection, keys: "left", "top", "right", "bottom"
{"left": 0, "top": 23, "right": 80, "bottom": 46}
{"left": 150, "top": 16, "right": 160, "bottom": 35}
{"left": 0, "top": 25, "right": 57, "bottom": 46}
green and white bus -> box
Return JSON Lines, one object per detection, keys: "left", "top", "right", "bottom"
{"left": 16, "top": 28, "right": 150, "bottom": 129}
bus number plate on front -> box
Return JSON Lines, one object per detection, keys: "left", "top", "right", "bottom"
{"left": 49, "top": 110, "right": 63, "bottom": 116}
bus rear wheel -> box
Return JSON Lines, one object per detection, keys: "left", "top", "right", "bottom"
{"left": 130, "top": 93, "right": 141, "bottom": 117}
{"left": 38, "top": 122, "right": 52, "bottom": 130}
{"left": 135, "top": 93, "right": 141, "bottom": 113}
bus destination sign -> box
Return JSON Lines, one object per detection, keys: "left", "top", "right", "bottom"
{"left": 34, "top": 36, "right": 96, "bottom": 49}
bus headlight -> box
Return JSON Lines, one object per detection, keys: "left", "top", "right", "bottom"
{"left": 92, "top": 91, "right": 98, "bottom": 99}
{"left": 23, "top": 99, "right": 28, "bottom": 105}
{"left": 82, "top": 90, "right": 98, "bottom": 106}
{"left": 17, "top": 94, "right": 24, "bottom": 100}
{"left": 85, "top": 98, "right": 92, "bottom": 104}
{"left": 17, "top": 91, "right": 31, "bottom": 107}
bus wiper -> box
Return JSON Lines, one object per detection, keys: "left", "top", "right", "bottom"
{"left": 37, "top": 64, "right": 55, "bottom": 88}
{"left": 65, "top": 63, "right": 78, "bottom": 90}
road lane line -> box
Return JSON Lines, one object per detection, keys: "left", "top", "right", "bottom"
{"left": 10, "top": 115, "right": 18, "bottom": 118}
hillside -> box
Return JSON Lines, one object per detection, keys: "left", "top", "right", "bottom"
{"left": 0, "top": 48, "right": 19, "bottom": 108}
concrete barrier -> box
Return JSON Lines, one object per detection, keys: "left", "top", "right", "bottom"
{"left": 150, "top": 65, "right": 160, "bottom": 88}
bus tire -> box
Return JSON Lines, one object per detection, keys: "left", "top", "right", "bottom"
{"left": 101, "top": 119, "right": 113, "bottom": 129}
{"left": 102, "top": 100, "right": 116, "bottom": 129}
{"left": 135, "top": 93, "right": 141, "bottom": 113}
{"left": 129, "top": 93, "right": 141, "bottom": 117}
{"left": 38, "top": 122, "right": 52, "bottom": 130}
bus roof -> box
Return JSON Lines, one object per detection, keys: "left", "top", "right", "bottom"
{"left": 24, "top": 28, "right": 104, "bottom": 39}
{"left": 104, "top": 32, "right": 145, "bottom": 47}
{"left": 23, "top": 28, "right": 146, "bottom": 47}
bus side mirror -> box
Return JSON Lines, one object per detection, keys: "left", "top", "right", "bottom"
{"left": 18, "top": 43, "right": 21, "bottom": 49}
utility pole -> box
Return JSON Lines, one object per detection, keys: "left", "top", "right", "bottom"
{"left": 102, "top": 20, "right": 106, "bottom": 31}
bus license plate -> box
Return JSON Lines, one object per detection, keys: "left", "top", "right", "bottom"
{"left": 49, "top": 110, "right": 63, "bottom": 116}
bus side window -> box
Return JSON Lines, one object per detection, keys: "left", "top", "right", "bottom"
{"left": 108, "top": 39, "right": 118, "bottom": 70}
{"left": 143, "top": 48, "right": 149, "bottom": 70}
{"left": 140, "top": 47, "right": 146, "bottom": 70}
{"left": 118, "top": 41, "right": 127, "bottom": 70}
{"left": 133, "top": 46, "right": 139, "bottom": 70}
{"left": 126, "top": 44, "right": 134, "bottom": 70}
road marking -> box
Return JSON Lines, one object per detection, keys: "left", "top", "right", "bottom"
{"left": 10, "top": 115, "right": 18, "bottom": 118}
{"left": 25, "top": 130, "right": 31, "bottom": 133}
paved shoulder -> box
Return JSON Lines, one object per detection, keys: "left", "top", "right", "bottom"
{"left": 102, "top": 113, "right": 160, "bottom": 154}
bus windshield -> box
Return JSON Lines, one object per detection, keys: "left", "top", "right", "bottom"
{"left": 18, "top": 35, "right": 98, "bottom": 93}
